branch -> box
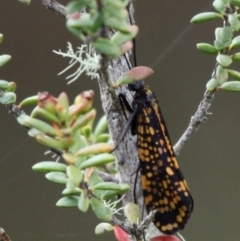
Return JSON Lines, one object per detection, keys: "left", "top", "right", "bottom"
{"left": 173, "top": 91, "right": 214, "bottom": 155}
{"left": 40, "top": 0, "right": 66, "bottom": 16}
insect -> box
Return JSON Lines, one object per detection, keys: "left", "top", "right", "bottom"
{"left": 119, "top": 81, "right": 194, "bottom": 234}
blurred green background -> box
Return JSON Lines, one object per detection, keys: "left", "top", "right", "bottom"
{"left": 1, "top": 1, "right": 240, "bottom": 241}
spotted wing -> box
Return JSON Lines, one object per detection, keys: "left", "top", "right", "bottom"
{"left": 136, "top": 101, "right": 193, "bottom": 234}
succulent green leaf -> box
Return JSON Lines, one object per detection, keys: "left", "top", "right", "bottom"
{"left": 230, "top": 0, "right": 240, "bottom": 8}
{"left": 36, "top": 134, "right": 64, "bottom": 150}
{"left": 88, "top": 170, "right": 104, "bottom": 188}
{"left": 18, "top": 0, "right": 31, "bottom": 5}
{"left": 76, "top": 143, "right": 113, "bottom": 157}
{"left": 56, "top": 196, "right": 79, "bottom": 207}
{"left": 78, "top": 192, "right": 90, "bottom": 212}
{"left": 0, "top": 92, "right": 16, "bottom": 104}
{"left": 90, "top": 198, "right": 112, "bottom": 222}
{"left": 31, "top": 107, "right": 60, "bottom": 124}
{"left": 196, "top": 43, "right": 218, "bottom": 55}
{"left": 32, "top": 161, "right": 67, "bottom": 173}
{"left": 216, "top": 65, "right": 228, "bottom": 84}
{"left": 230, "top": 36, "right": 240, "bottom": 50}
{"left": 213, "top": 0, "right": 227, "bottom": 14}
{"left": 104, "top": 17, "right": 131, "bottom": 33}
{"left": 190, "top": 12, "right": 222, "bottom": 24}
{"left": 0, "top": 34, "right": 3, "bottom": 44}
{"left": 93, "top": 182, "right": 123, "bottom": 191}
{"left": 72, "top": 109, "right": 96, "bottom": 133}
{"left": 95, "top": 134, "right": 110, "bottom": 143}
{"left": 93, "top": 38, "right": 121, "bottom": 58}
{"left": 66, "top": 0, "right": 89, "bottom": 14}
{"left": 80, "top": 153, "right": 115, "bottom": 169}
{"left": 115, "top": 66, "right": 154, "bottom": 87}
{"left": 111, "top": 25, "right": 139, "bottom": 46}
{"left": 220, "top": 81, "right": 240, "bottom": 91}
{"left": 67, "top": 13, "right": 92, "bottom": 29}
{"left": 67, "top": 165, "right": 83, "bottom": 185}
{"left": 94, "top": 116, "right": 108, "bottom": 137}
{"left": 215, "top": 26, "right": 232, "bottom": 43}
{"left": 17, "top": 115, "right": 58, "bottom": 136}
{"left": 232, "top": 52, "right": 240, "bottom": 61}
{"left": 229, "top": 13, "right": 240, "bottom": 31}
{"left": 124, "top": 203, "right": 141, "bottom": 225}
{"left": 0, "top": 80, "right": 9, "bottom": 90}
{"left": 95, "top": 223, "right": 113, "bottom": 234}
{"left": 227, "top": 69, "right": 240, "bottom": 80}
{"left": 216, "top": 54, "right": 232, "bottom": 67}
{"left": 214, "top": 39, "right": 231, "bottom": 50}
{"left": 206, "top": 78, "right": 219, "bottom": 91}
{"left": 45, "top": 172, "right": 68, "bottom": 184}
{"left": 18, "top": 95, "right": 38, "bottom": 107}
{"left": 0, "top": 55, "right": 11, "bottom": 68}
{"left": 28, "top": 128, "right": 42, "bottom": 137}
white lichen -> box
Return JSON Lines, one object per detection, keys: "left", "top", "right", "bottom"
{"left": 53, "top": 42, "right": 100, "bottom": 84}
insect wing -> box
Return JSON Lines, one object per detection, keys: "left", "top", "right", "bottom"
{"left": 136, "top": 102, "right": 193, "bottom": 234}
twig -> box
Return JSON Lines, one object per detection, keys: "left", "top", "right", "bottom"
{"left": 173, "top": 91, "right": 214, "bottom": 155}
{"left": 40, "top": 0, "right": 66, "bottom": 16}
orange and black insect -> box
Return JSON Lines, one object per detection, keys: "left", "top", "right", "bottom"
{"left": 119, "top": 81, "right": 194, "bottom": 234}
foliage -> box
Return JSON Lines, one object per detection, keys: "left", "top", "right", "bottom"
{"left": 2, "top": 0, "right": 240, "bottom": 241}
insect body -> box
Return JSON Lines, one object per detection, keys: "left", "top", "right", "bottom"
{"left": 121, "top": 81, "right": 194, "bottom": 234}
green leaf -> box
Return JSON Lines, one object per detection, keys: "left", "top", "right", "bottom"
{"left": 216, "top": 54, "right": 232, "bottom": 67}
{"left": 230, "top": 36, "right": 240, "bottom": 50}
{"left": 0, "top": 34, "right": 3, "bottom": 44}
{"left": 93, "top": 182, "right": 123, "bottom": 191}
{"left": 36, "top": 134, "right": 64, "bottom": 150}
{"left": 220, "top": 81, "right": 240, "bottom": 91}
{"left": 104, "top": 17, "right": 132, "bottom": 33}
{"left": 115, "top": 66, "right": 154, "bottom": 87}
{"left": 0, "top": 80, "right": 8, "bottom": 90}
{"left": 0, "top": 92, "right": 16, "bottom": 104}
{"left": 32, "top": 161, "right": 67, "bottom": 173}
{"left": 66, "top": 165, "right": 83, "bottom": 185}
{"left": 93, "top": 38, "right": 121, "bottom": 58}
{"left": 228, "top": 13, "right": 240, "bottom": 31}
{"left": 80, "top": 153, "right": 115, "bottom": 169}
{"left": 18, "top": 0, "right": 31, "bottom": 4}
{"left": 88, "top": 170, "right": 104, "bottom": 188}
{"left": 213, "top": 0, "right": 227, "bottom": 14}
{"left": 90, "top": 198, "right": 112, "bottom": 222}
{"left": 196, "top": 43, "right": 218, "bottom": 55}
{"left": 17, "top": 115, "right": 58, "bottom": 136}
{"left": 78, "top": 192, "right": 90, "bottom": 212}
{"left": 95, "top": 223, "right": 113, "bottom": 234}
{"left": 232, "top": 52, "right": 240, "bottom": 61}
{"left": 76, "top": 143, "right": 113, "bottom": 156}
{"left": 124, "top": 203, "right": 141, "bottom": 225}
{"left": 111, "top": 25, "right": 139, "bottom": 46}
{"left": 0, "top": 55, "right": 11, "bottom": 68}
{"left": 190, "top": 12, "right": 222, "bottom": 24}
{"left": 206, "top": 78, "right": 219, "bottom": 91}
{"left": 45, "top": 172, "right": 68, "bottom": 184}
{"left": 66, "top": 0, "right": 89, "bottom": 14}
{"left": 94, "top": 116, "right": 108, "bottom": 137}
{"left": 31, "top": 107, "right": 60, "bottom": 125}
{"left": 216, "top": 65, "right": 228, "bottom": 84}
{"left": 215, "top": 26, "right": 232, "bottom": 43}
{"left": 230, "top": 0, "right": 240, "bottom": 8}
{"left": 227, "top": 69, "right": 240, "bottom": 80}
{"left": 72, "top": 109, "right": 96, "bottom": 133}
{"left": 95, "top": 134, "right": 110, "bottom": 143}
{"left": 214, "top": 39, "right": 231, "bottom": 50}
{"left": 56, "top": 196, "right": 79, "bottom": 207}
